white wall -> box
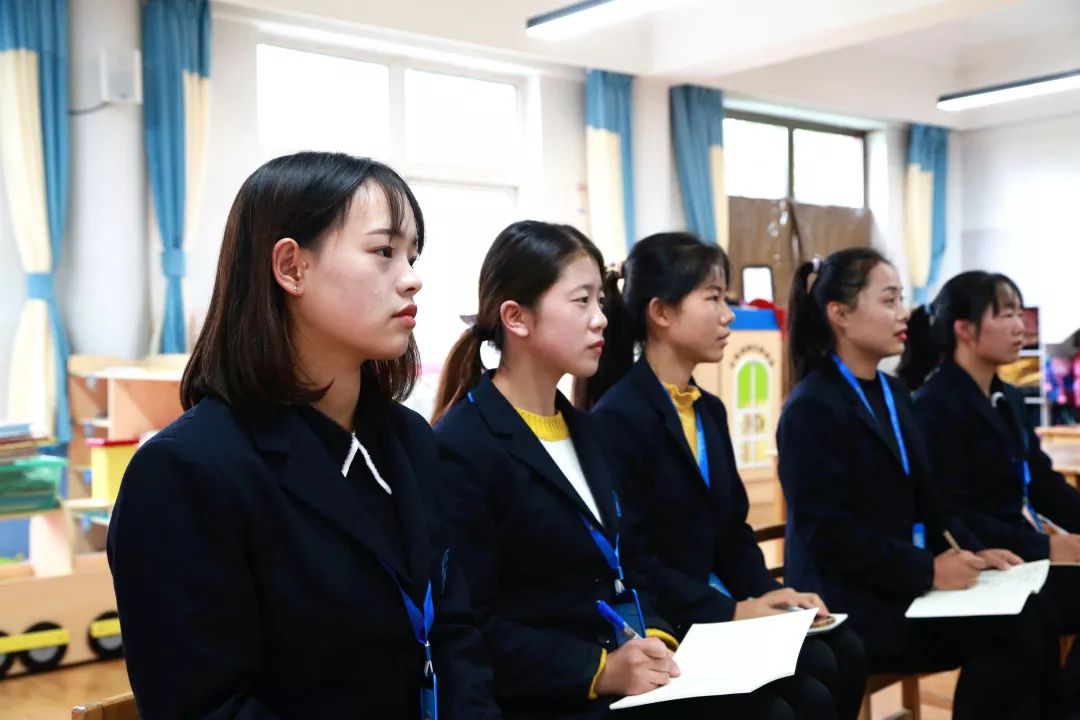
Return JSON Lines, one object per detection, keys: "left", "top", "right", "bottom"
{"left": 65, "top": 0, "right": 149, "bottom": 361}
{"left": 535, "top": 74, "right": 588, "bottom": 230}
{"left": 960, "top": 111, "right": 1080, "bottom": 343}
{"left": 632, "top": 76, "right": 685, "bottom": 246}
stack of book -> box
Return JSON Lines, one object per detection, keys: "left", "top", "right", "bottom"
{"left": 0, "top": 421, "right": 64, "bottom": 516}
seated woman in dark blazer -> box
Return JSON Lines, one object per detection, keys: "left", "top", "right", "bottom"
{"left": 583, "top": 232, "right": 863, "bottom": 720}
{"left": 777, "top": 248, "right": 1061, "bottom": 720}
{"left": 430, "top": 221, "right": 792, "bottom": 720}
{"left": 108, "top": 152, "right": 500, "bottom": 720}
{"left": 900, "top": 270, "right": 1080, "bottom": 713}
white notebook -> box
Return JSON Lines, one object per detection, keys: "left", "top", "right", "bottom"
{"left": 905, "top": 559, "right": 1050, "bottom": 619}
{"left": 610, "top": 608, "right": 815, "bottom": 710}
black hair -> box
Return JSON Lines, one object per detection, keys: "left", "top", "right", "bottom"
{"left": 786, "top": 247, "right": 891, "bottom": 384}
{"left": 579, "top": 232, "right": 731, "bottom": 409}
{"left": 183, "top": 151, "right": 424, "bottom": 410}
{"left": 432, "top": 220, "right": 604, "bottom": 424}
{"left": 897, "top": 271, "right": 1024, "bottom": 390}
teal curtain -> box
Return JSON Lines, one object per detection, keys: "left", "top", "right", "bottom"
{"left": 586, "top": 69, "right": 635, "bottom": 249}
{"left": 907, "top": 124, "right": 948, "bottom": 304}
{"left": 670, "top": 84, "right": 725, "bottom": 245}
{"left": 143, "top": 0, "right": 211, "bottom": 352}
{"left": 0, "top": 0, "right": 71, "bottom": 444}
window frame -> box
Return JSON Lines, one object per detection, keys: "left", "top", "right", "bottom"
{"left": 724, "top": 110, "right": 868, "bottom": 209}
{"left": 253, "top": 32, "right": 530, "bottom": 190}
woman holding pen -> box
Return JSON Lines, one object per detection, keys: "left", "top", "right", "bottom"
{"left": 431, "top": 221, "right": 793, "bottom": 719}
{"left": 901, "top": 270, "right": 1080, "bottom": 714}
{"left": 583, "top": 232, "right": 862, "bottom": 719}
{"left": 777, "top": 248, "right": 1062, "bottom": 720}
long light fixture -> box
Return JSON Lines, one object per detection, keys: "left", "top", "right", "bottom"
{"left": 938, "top": 68, "right": 1080, "bottom": 111}
{"left": 526, "top": 0, "right": 664, "bottom": 41}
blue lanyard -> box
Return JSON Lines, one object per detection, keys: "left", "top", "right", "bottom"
{"left": 695, "top": 411, "right": 710, "bottom": 488}
{"left": 1005, "top": 397, "right": 1045, "bottom": 533}
{"left": 831, "top": 355, "right": 910, "bottom": 476}
{"left": 382, "top": 564, "right": 436, "bottom": 678}
{"left": 580, "top": 517, "right": 627, "bottom": 595}
{"left": 832, "top": 355, "right": 924, "bottom": 548}
{"left": 665, "top": 389, "right": 711, "bottom": 488}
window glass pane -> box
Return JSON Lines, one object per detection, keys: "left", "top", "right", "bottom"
{"left": 793, "top": 129, "right": 865, "bottom": 208}
{"left": 723, "top": 118, "right": 788, "bottom": 200}
{"left": 256, "top": 45, "right": 390, "bottom": 160}
{"left": 408, "top": 182, "right": 517, "bottom": 374}
{"left": 405, "top": 70, "right": 519, "bottom": 171}
{"left": 403, "top": 182, "right": 516, "bottom": 420}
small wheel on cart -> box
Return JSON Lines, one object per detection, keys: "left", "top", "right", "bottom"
{"left": 18, "top": 622, "right": 67, "bottom": 673}
{"left": 0, "top": 630, "right": 15, "bottom": 678}
{"left": 87, "top": 611, "right": 124, "bottom": 660}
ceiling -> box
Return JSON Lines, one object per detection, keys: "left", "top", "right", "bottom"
{"left": 219, "top": 0, "right": 1080, "bottom": 130}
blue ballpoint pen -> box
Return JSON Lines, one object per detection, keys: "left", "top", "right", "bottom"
{"left": 596, "top": 600, "right": 642, "bottom": 642}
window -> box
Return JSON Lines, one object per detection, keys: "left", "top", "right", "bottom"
{"left": 793, "top": 129, "right": 865, "bottom": 208}
{"left": 404, "top": 70, "right": 520, "bottom": 176}
{"left": 723, "top": 119, "right": 788, "bottom": 201}
{"left": 256, "top": 44, "right": 527, "bottom": 392}
{"left": 723, "top": 112, "right": 866, "bottom": 208}
{"left": 256, "top": 45, "right": 390, "bottom": 160}
{"left": 409, "top": 182, "right": 517, "bottom": 373}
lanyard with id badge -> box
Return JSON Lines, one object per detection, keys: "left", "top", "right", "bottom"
{"left": 832, "top": 354, "right": 926, "bottom": 548}
{"left": 383, "top": 565, "right": 438, "bottom": 720}
{"left": 994, "top": 391, "right": 1048, "bottom": 534}
{"left": 580, "top": 517, "right": 646, "bottom": 645}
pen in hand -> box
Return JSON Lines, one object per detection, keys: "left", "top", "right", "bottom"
{"left": 596, "top": 600, "right": 641, "bottom": 642}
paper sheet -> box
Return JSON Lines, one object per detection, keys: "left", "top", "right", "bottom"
{"left": 905, "top": 559, "right": 1050, "bottom": 619}
{"left": 610, "top": 608, "right": 815, "bottom": 710}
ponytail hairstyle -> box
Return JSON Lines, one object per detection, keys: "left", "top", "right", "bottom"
{"left": 897, "top": 271, "right": 1023, "bottom": 390}
{"left": 431, "top": 220, "right": 604, "bottom": 425}
{"left": 786, "top": 247, "right": 890, "bottom": 384}
{"left": 579, "top": 232, "right": 731, "bottom": 409}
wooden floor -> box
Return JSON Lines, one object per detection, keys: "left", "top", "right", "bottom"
{"left": 0, "top": 659, "right": 958, "bottom": 720}
{"left": 0, "top": 660, "right": 130, "bottom": 720}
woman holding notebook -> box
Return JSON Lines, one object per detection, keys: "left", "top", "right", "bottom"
{"left": 583, "top": 232, "right": 864, "bottom": 719}
{"left": 777, "top": 248, "right": 1062, "bottom": 719}
{"left": 431, "top": 221, "right": 794, "bottom": 719}
{"left": 900, "top": 270, "right": 1080, "bottom": 714}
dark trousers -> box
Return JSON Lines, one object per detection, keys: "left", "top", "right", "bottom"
{"left": 864, "top": 596, "right": 1060, "bottom": 720}
{"left": 792, "top": 626, "right": 867, "bottom": 720}
{"left": 1042, "top": 565, "right": 1080, "bottom": 716}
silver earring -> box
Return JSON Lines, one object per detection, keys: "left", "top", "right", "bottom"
{"left": 294, "top": 282, "right": 301, "bottom": 292}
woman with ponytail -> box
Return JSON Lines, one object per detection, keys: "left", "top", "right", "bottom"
{"left": 906, "top": 271, "right": 1080, "bottom": 712}
{"left": 778, "top": 250, "right": 1061, "bottom": 719}
{"left": 587, "top": 232, "right": 863, "bottom": 720}
{"left": 432, "top": 221, "right": 792, "bottom": 719}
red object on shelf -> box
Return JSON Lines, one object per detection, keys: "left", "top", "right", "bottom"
{"left": 85, "top": 438, "right": 138, "bottom": 448}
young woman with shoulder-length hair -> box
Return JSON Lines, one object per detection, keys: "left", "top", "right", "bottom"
{"left": 108, "top": 152, "right": 500, "bottom": 720}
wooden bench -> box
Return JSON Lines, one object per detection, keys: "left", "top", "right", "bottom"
{"left": 72, "top": 692, "right": 138, "bottom": 720}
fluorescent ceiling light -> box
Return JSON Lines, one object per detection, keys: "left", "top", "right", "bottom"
{"left": 526, "top": 0, "right": 664, "bottom": 41}
{"left": 938, "top": 69, "right": 1080, "bottom": 112}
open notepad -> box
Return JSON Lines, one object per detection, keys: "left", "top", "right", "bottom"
{"left": 610, "top": 608, "right": 815, "bottom": 710}
{"left": 905, "top": 559, "right": 1050, "bottom": 618}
